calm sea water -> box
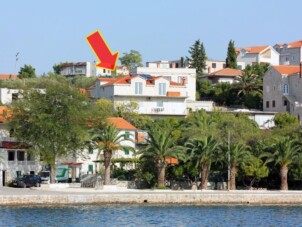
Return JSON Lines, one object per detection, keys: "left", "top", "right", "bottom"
{"left": 0, "top": 205, "right": 301, "bottom": 226}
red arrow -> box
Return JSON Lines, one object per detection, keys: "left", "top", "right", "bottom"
{"left": 86, "top": 30, "right": 119, "bottom": 71}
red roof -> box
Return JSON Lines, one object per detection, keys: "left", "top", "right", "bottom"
{"left": 277, "top": 40, "right": 302, "bottom": 49}
{"left": 273, "top": 66, "right": 300, "bottom": 75}
{"left": 0, "top": 74, "right": 18, "bottom": 80}
{"left": 209, "top": 68, "right": 242, "bottom": 77}
{"left": 166, "top": 157, "right": 178, "bottom": 165}
{"left": 99, "top": 75, "right": 184, "bottom": 86}
{"left": 107, "top": 117, "right": 137, "bottom": 130}
{"left": 0, "top": 106, "right": 9, "bottom": 123}
{"left": 236, "top": 46, "right": 269, "bottom": 54}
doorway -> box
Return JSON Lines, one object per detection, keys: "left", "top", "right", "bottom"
{"left": 2, "top": 171, "right": 6, "bottom": 186}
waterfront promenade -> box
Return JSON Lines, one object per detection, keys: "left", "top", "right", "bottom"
{"left": 1, "top": 187, "right": 302, "bottom": 205}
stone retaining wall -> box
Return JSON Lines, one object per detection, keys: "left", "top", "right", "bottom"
{"left": 1, "top": 192, "right": 302, "bottom": 205}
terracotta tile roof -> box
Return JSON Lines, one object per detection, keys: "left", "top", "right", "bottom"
{"left": 0, "top": 74, "right": 18, "bottom": 80}
{"left": 236, "top": 46, "right": 269, "bottom": 54}
{"left": 107, "top": 117, "right": 137, "bottom": 130}
{"left": 0, "top": 106, "right": 9, "bottom": 122}
{"left": 166, "top": 157, "right": 178, "bottom": 165}
{"left": 273, "top": 66, "right": 300, "bottom": 75}
{"left": 277, "top": 40, "right": 302, "bottom": 49}
{"left": 99, "top": 75, "right": 184, "bottom": 86}
{"left": 209, "top": 68, "right": 242, "bottom": 77}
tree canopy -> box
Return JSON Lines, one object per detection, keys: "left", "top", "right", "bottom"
{"left": 187, "top": 39, "right": 207, "bottom": 75}
{"left": 119, "top": 50, "right": 143, "bottom": 69}
{"left": 18, "top": 64, "right": 36, "bottom": 79}
{"left": 226, "top": 40, "right": 237, "bottom": 69}
{"left": 8, "top": 80, "right": 92, "bottom": 182}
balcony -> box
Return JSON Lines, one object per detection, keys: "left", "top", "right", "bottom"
{"left": 151, "top": 107, "right": 164, "bottom": 113}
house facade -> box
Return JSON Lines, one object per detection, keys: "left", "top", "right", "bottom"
{"left": 60, "top": 62, "right": 111, "bottom": 77}
{"left": 0, "top": 106, "right": 42, "bottom": 186}
{"left": 200, "top": 68, "right": 243, "bottom": 84}
{"left": 274, "top": 40, "right": 302, "bottom": 66}
{"left": 60, "top": 117, "right": 141, "bottom": 181}
{"left": 263, "top": 65, "right": 302, "bottom": 122}
{"left": 205, "top": 60, "right": 246, "bottom": 73}
{"left": 237, "top": 46, "right": 279, "bottom": 66}
{"left": 90, "top": 75, "right": 188, "bottom": 116}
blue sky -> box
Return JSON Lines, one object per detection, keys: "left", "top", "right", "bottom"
{"left": 1, "top": 0, "right": 301, "bottom": 75}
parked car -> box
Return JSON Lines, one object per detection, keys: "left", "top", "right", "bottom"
{"left": 39, "top": 171, "right": 50, "bottom": 183}
{"left": 13, "top": 175, "right": 42, "bottom": 188}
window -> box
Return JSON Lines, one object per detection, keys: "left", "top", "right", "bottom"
{"left": 266, "top": 86, "right": 270, "bottom": 93}
{"left": 272, "top": 100, "right": 276, "bottom": 107}
{"left": 157, "top": 101, "right": 163, "bottom": 107}
{"left": 8, "top": 151, "right": 15, "bottom": 161}
{"left": 266, "top": 101, "right": 269, "bottom": 108}
{"left": 124, "top": 148, "right": 130, "bottom": 155}
{"left": 16, "top": 171, "right": 22, "bottom": 178}
{"left": 283, "top": 84, "right": 289, "bottom": 95}
{"left": 284, "top": 100, "right": 287, "bottom": 106}
{"left": 30, "top": 171, "right": 35, "bottom": 175}
{"left": 88, "top": 145, "right": 93, "bottom": 154}
{"left": 212, "top": 63, "right": 216, "bottom": 68}
{"left": 88, "top": 165, "right": 93, "bottom": 172}
{"left": 124, "top": 131, "right": 130, "bottom": 139}
{"left": 103, "top": 69, "right": 106, "bottom": 73}
{"left": 17, "top": 151, "right": 25, "bottom": 161}
{"left": 27, "top": 153, "right": 31, "bottom": 161}
{"left": 135, "top": 82, "right": 143, "bottom": 95}
{"left": 12, "top": 93, "right": 18, "bottom": 101}
{"left": 158, "top": 83, "right": 166, "bottom": 95}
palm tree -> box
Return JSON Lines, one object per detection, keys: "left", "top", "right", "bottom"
{"left": 90, "top": 123, "right": 133, "bottom": 185}
{"left": 233, "top": 71, "right": 262, "bottom": 96}
{"left": 261, "top": 136, "right": 301, "bottom": 190}
{"left": 139, "top": 127, "right": 184, "bottom": 187}
{"left": 185, "top": 136, "right": 220, "bottom": 190}
{"left": 221, "top": 142, "right": 250, "bottom": 190}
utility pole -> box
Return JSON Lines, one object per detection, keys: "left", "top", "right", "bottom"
{"left": 227, "top": 130, "right": 231, "bottom": 190}
{"left": 14, "top": 52, "right": 19, "bottom": 75}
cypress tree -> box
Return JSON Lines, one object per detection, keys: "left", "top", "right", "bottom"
{"left": 226, "top": 40, "right": 237, "bottom": 69}
{"left": 187, "top": 39, "right": 207, "bottom": 75}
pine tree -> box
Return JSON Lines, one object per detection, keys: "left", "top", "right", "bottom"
{"left": 187, "top": 40, "right": 207, "bottom": 75}
{"left": 226, "top": 40, "right": 237, "bottom": 69}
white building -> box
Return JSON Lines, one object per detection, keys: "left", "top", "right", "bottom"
{"left": 0, "top": 88, "right": 20, "bottom": 105}
{"left": 0, "top": 106, "right": 42, "bottom": 186}
{"left": 236, "top": 46, "right": 279, "bottom": 66}
{"left": 116, "top": 66, "right": 130, "bottom": 76}
{"left": 132, "top": 62, "right": 196, "bottom": 102}
{"left": 90, "top": 75, "right": 188, "bottom": 116}
{"left": 60, "top": 117, "right": 140, "bottom": 181}
{"left": 60, "top": 62, "right": 112, "bottom": 77}
{"left": 200, "top": 68, "right": 243, "bottom": 84}
{"left": 205, "top": 60, "right": 246, "bottom": 73}
{"left": 274, "top": 40, "right": 302, "bottom": 66}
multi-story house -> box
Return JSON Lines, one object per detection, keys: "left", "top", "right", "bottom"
{"left": 0, "top": 106, "right": 42, "bottom": 186}
{"left": 60, "top": 117, "right": 142, "bottom": 182}
{"left": 263, "top": 64, "right": 302, "bottom": 122}
{"left": 90, "top": 75, "right": 188, "bottom": 116}
{"left": 205, "top": 60, "right": 246, "bottom": 73}
{"left": 132, "top": 61, "right": 196, "bottom": 102}
{"left": 200, "top": 68, "right": 243, "bottom": 84}
{"left": 274, "top": 40, "right": 302, "bottom": 66}
{"left": 60, "top": 62, "right": 111, "bottom": 77}
{"left": 236, "top": 46, "right": 279, "bottom": 66}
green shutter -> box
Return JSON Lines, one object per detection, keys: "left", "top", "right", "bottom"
{"left": 88, "top": 145, "right": 93, "bottom": 154}
{"left": 124, "top": 148, "right": 129, "bottom": 155}
{"left": 89, "top": 165, "right": 93, "bottom": 172}
{"left": 124, "top": 132, "right": 130, "bottom": 139}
